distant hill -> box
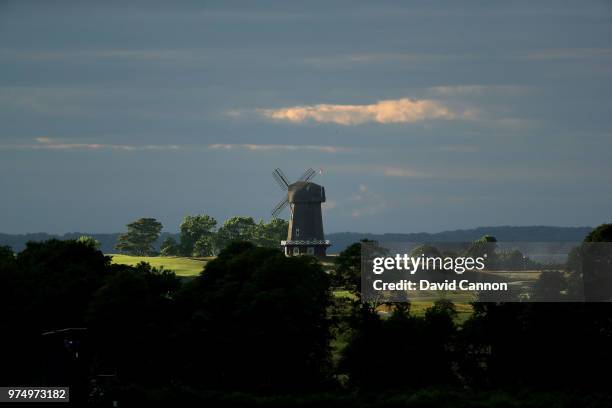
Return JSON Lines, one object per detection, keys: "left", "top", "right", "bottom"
{"left": 0, "top": 226, "right": 593, "bottom": 254}
{"left": 0, "top": 232, "right": 179, "bottom": 254}
{"left": 326, "top": 226, "right": 593, "bottom": 253}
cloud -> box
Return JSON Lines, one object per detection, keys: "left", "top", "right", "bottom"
{"left": 348, "top": 184, "right": 387, "bottom": 218}
{"left": 518, "top": 48, "right": 612, "bottom": 60}
{"left": 429, "top": 85, "right": 530, "bottom": 96}
{"left": 259, "top": 98, "right": 470, "bottom": 125}
{"left": 301, "top": 52, "right": 457, "bottom": 69}
{"left": 322, "top": 199, "right": 338, "bottom": 213}
{"left": 324, "top": 164, "right": 430, "bottom": 178}
{"left": 0, "top": 137, "right": 181, "bottom": 151}
{"left": 382, "top": 167, "right": 427, "bottom": 178}
{"left": 436, "top": 145, "right": 480, "bottom": 153}
{"left": 0, "top": 49, "right": 209, "bottom": 63}
{"left": 0, "top": 139, "right": 349, "bottom": 154}
{"left": 207, "top": 143, "right": 349, "bottom": 153}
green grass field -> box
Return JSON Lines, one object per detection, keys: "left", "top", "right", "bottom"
{"left": 109, "top": 254, "right": 474, "bottom": 321}
{"left": 108, "top": 254, "right": 209, "bottom": 276}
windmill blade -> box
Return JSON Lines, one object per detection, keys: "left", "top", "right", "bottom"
{"left": 271, "top": 197, "right": 289, "bottom": 218}
{"left": 272, "top": 168, "right": 290, "bottom": 190}
{"left": 274, "top": 168, "right": 290, "bottom": 185}
{"left": 299, "top": 168, "right": 316, "bottom": 183}
{"left": 272, "top": 172, "right": 288, "bottom": 190}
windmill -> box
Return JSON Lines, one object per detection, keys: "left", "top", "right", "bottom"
{"left": 271, "top": 168, "right": 331, "bottom": 257}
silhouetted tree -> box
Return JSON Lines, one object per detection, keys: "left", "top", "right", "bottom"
{"left": 87, "top": 262, "right": 180, "bottom": 384}
{"left": 532, "top": 270, "right": 567, "bottom": 301}
{"left": 333, "top": 239, "right": 386, "bottom": 297}
{"left": 0, "top": 240, "right": 110, "bottom": 385}
{"left": 339, "top": 299, "right": 458, "bottom": 390}
{"left": 174, "top": 242, "right": 332, "bottom": 391}
{"left": 0, "top": 245, "right": 14, "bottom": 268}
{"left": 582, "top": 223, "right": 612, "bottom": 301}
{"left": 584, "top": 223, "right": 612, "bottom": 242}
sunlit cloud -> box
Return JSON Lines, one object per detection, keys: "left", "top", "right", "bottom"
{"left": 259, "top": 98, "right": 471, "bottom": 125}
{"left": 207, "top": 143, "right": 349, "bottom": 153}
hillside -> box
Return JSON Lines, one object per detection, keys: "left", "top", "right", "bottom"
{"left": 326, "top": 225, "right": 593, "bottom": 253}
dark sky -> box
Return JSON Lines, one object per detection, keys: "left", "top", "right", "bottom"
{"left": 1, "top": 0, "right": 611, "bottom": 234}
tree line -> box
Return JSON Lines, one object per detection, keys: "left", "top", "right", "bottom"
{"left": 0, "top": 224, "right": 611, "bottom": 406}
{"left": 114, "top": 215, "right": 288, "bottom": 257}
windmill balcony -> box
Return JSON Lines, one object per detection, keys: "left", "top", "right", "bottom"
{"left": 281, "top": 240, "right": 331, "bottom": 246}
{"left": 280, "top": 239, "right": 331, "bottom": 257}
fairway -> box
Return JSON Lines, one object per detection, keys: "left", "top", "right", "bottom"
{"left": 110, "top": 254, "right": 474, "bottom": 321}
{"left": 109, "top": 254, "right": 208, "bottom": 276}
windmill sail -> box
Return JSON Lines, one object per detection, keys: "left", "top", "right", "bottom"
{"left": 299, "top": 168, "right": 316, "bottom": 183}
{"left": 271, "top": 197, "right": 289, "bottom": 217}
{"left": 270, "top": 167, "right": 330, "bottom": 256}
{"left": 272, "top": 168, "right": 290, "bottom": 190}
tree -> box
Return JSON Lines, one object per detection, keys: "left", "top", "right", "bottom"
{"left": 466, "top": 235, "right": 498, "bottom": 267}
{"left": 581, "top": 223, "right": 612, "bottom": 301}
{"left": 254, "top": 218, "right": 289, "bottom": 248}
{"left": 567, "top": 224, "right": 612, "bottom": 300}
{"left": 160, "top": 237, "right": 179, "bottom": 256}
{"left": 497, "top": 249, "right": 527, "bottom": 270}
{"left": 332, "top": 242, "right": 362, "bottom": 295}
{"left": 87, "top": 262, "right": 180, "bottom": 383}
{"left": 77, "top": 235, "right": 101, "bottom": 250}
{"left": 174, "top": 242, "right": 332, "bottom": 391}
{"left": 179, "top": 215, "right": 217, "bottom": 256}
{"left": 215, "top": 216, "right": 256, "bottom": 252}
{"left": 0, "top": 240, "right": 111, "bottom": 384}
{"left": 532, "top": 271, "right": 567, "bottom": 301}
{"left": 115, "top": 218, "right": 163, "bottom": 256}
{"left": 0, "top": 245, "right": 15, "bottom": 268}
{"left": 333, "top": 239, "right": 386, "bottom": 297}
{"left": 339, "top": 299, "right": 458, "bottom": 390}
{"left": 192, "top": 235, "right": 216, "bottom": 257}
{"left": 584, "top": 223, "right": 612, "bottom": 242}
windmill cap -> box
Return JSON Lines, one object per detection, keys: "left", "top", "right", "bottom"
{"left": 288, "top": 181, "right": 326, "bottom": 203}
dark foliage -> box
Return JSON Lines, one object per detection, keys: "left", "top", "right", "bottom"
{"left": 173, "top": 242, "right": 333, "bottom": 391}
{"left": 1, "top": 224, "right": 612, "bottom": 405}
{"left": 339, "top": 300, "right": 458, "bottom": 391}
{"left": 87, "top": 262, "right": 180, "bottom": 384}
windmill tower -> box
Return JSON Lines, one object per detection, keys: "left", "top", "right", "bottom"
{"left": 271, "top": 168, "right": 331, "bottom": 257}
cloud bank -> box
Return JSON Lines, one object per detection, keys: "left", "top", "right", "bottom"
{"left": 0, "top": 137, "right": 181, "bottom": 151}
{"left": 260, "top": 98, "right": 467, "bottom": 125}
{"left": 382, "top": 166, "right": 427, "bottom": 178}
{"left": 0, "top": 139, "right": 350, "bottom": 154}
{"left": 208, "top": 143, "right": 349, "bottom": 153}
